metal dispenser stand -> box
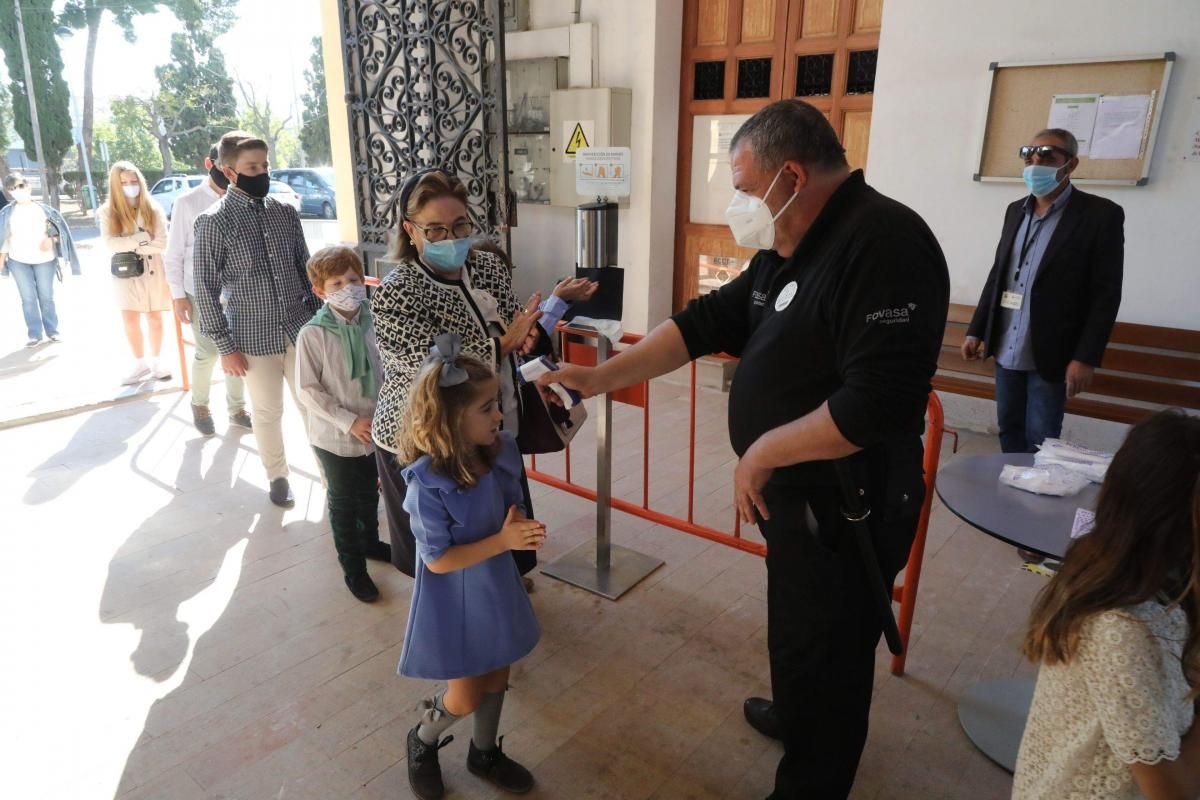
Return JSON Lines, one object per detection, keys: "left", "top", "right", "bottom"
{"left": 540, "top": 200, "right": 663, "bottom": 600}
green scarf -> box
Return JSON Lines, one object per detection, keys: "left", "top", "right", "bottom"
{"left": 306, "top": 302, "right": 380, "bottom": 398}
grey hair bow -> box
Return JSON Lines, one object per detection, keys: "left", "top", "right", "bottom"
{"left": 426, "top": 332, "right": 469, "bottom": 387}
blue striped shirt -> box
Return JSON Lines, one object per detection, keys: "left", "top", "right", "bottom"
{"left": 994, "top": 185, "right": 1073, "bottom": 371}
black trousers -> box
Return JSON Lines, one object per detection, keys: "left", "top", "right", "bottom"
{"left": 375, "top": 448, "right": 537, "bottom": 578}
{"left": 760, "top": 481, "right": 918, "bottom": 800}
{"left": 312, "top": 447, "right": 381, "bottom": 578}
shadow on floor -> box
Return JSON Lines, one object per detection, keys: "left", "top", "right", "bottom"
{"left": 22, "top": 399, "right": 159, "bottom": 505}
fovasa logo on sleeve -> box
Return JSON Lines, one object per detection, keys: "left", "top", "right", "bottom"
{"left": 865, "top": 302, "right": 917, "bottom": 325}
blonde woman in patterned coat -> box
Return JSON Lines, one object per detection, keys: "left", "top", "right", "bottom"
{"left": 371, "top": 169, "right": 546, "bottom": 578}
{"left": 1014, "top": 409, "right": 1200, "bottom": 800}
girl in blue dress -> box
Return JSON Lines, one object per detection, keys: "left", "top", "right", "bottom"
{"left": 396, "top": 332, "right": 545, "bottom": 800}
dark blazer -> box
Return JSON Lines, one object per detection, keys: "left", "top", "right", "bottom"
{"left": 967, "top": 186, "right": 1123, "bottom": 383}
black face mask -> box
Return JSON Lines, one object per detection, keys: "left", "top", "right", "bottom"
{"left": 234, "top": 171, "right": 270, "bottom": 199}
{"left": 209, "top": 164, "right": 230, "bottom": 190}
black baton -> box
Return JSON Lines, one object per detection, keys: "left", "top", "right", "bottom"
{"left": 833, "top": 458, "right": 904, "bottom": 656}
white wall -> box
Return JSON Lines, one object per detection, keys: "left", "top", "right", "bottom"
{"left": 868, "top": 0, "right": 1200, "bottom": 444}
{"left": 509, "top": 0, "right": 682, "bottom": 334}
{"left": 869, "top": 0, "right": 1200, "bottom": 330}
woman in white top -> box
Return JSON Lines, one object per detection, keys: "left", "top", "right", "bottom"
{"left": 100, "top": 161, "right": 172, "bottom": 385}
{"left": 1013, "top": 409, "right": 1200, "bottom": 800}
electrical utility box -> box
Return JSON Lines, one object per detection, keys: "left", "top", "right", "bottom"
{"left": 548, "top": 88, "right": 632, "bottom": 207}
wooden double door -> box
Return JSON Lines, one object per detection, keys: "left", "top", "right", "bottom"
{"left": 673, "top": 0, "right": 884, "bottom": 310}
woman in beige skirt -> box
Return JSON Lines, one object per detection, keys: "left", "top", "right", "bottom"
{"left": 100, "top": 161, "right": 173, "bottom": 385}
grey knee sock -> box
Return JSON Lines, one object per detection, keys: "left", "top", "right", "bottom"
{"left": 416, "top": 692, "right": 460, "bottom": 745}
{"left": 472, "top": 689, "right": 505, "bottom": 751}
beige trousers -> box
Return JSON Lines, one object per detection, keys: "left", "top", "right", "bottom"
{"left": 243, "top": 344, "right": 307, "bottom": 481}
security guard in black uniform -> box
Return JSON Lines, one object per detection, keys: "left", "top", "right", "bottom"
{"left": 544, "top": 99, "right": 949, "bottom": 799}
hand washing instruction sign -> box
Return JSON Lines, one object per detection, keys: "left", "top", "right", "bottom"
{"left": 575, "top": 147, "right": 631, "bottom": 198}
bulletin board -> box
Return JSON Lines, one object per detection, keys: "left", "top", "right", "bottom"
{"left": 975, "top": 53, "right": 1175, "bottom": 186}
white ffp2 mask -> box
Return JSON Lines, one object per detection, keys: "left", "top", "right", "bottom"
{"left": 724, "top": 167, "right": 798, "bottom": 251}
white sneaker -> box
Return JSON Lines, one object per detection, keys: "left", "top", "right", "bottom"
{"left": 151, "top": 364, "right": 172, "bottom": 380}
{"left": 121, "top": 364, "right": 152, "bottom": 385}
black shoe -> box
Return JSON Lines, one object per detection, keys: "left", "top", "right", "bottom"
{"left": 743, "top": 697, "right": 781, "bottom": 741}
{"left": 467, "top": 737, "right": 534, "bottom": 794}
{"left": 269, "top": 478, "right": 294, "bottom": 508}
{"left": 192, "top": 404, "right": 215, "bottom": 437}
{"left": 1017, "top": 547, "right": 1045, "bottom": 564}
{"left": 229, "top": 409, "right": 252, "bottom": 430}
{"left": 365, "top": 540, "right": 392, "bottom": 562}
{"left": 407, "top": 725, "right": 452, "bottom": 800}
{"left": 345, "top": 572, "right": 379, "bottom": 603}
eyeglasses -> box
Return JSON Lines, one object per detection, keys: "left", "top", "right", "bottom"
{"left": 410, "top": 220, "right": 475, "bottom": 242}
{"left": 1019, "top": 144, "right": 1073, "bottom": 162}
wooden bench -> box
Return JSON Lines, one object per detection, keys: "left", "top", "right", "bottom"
{"left": 936, "top": 303, "right": 1200, "bottom": 424}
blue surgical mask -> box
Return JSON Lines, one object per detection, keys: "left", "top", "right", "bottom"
{"left": 1023, "top": 164, "right": 1067, "bottom": 198}
{"left": 422, "top": 238, "right": 471, "bottom": 273}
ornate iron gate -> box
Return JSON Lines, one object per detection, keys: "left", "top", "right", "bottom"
{"left": 339, "top": 0, "right": 510, "bottom": 272}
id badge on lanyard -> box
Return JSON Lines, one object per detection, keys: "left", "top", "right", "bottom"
{"left": 1001, "top": 291, "right": 1023, "bottom": 310}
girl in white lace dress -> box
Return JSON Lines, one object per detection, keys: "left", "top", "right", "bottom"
{"left": 1013, "top": 410, "right": 1200, "bottom": 800}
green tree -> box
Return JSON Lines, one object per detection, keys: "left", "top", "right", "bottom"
{"left": 103, "top": 99, "right": 162, "bottom": 171}
{"left": 0, "top": 0, "right": 74, "bottom": 207}
{"left": 300, "top": 36, "right": 332, "bottom": 166}
{"left": 58, "top": 0, "right": 162, "bottom": 174}
{"left": 0, "top": 83, "right": 11, "bottom": 181}
{"left": 155, "top": 30, "right": 238, "bottom": 171}
{"left": 58, "top": 0, "right": 237, "bottom": 171}
{"left": 236, "top": 80, "right": 291, "bottom": 163}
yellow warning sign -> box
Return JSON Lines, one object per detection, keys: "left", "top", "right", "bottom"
{"left": 565, "top": 123, "right": 590, "bottom": 156}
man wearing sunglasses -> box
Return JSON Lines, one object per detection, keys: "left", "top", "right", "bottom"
{"left": 963, "top": 128, "right": 1124, "bottom": 454}
{"left": 0, "top": 174, "right": 82, "bottom": 348}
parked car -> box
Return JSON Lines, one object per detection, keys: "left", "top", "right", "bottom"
{"left": 268, "top": 180, "right": 302, "bottom": 213}
{"left": 149, "top": 174, "right": 206, "bottom": 219}
{"left": 271, "top": 168, "right": 337, "bottom": 219}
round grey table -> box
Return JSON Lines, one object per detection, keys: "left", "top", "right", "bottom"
{"left": 935, "top": 453, "right": 1101, "bottom": 773}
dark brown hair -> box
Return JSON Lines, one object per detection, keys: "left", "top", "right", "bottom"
{"left": 396, "top": 353, "right": 499, "bottom": 488}
{"left": 217, "top": 130, "right": 268, "bottom": 167}
{"left": 1024, "top": 409, "right": 1200, "bottom": 696}
{"left": 387, "top": 170, "right": 470, "bottom": 262}
{"left": 307, "top": 245, "right": 364, "bottom": 289}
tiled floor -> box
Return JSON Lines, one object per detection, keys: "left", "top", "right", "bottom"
{"left": 0, "top": 219, "right": 343, "bottom": 427}
{"left": 1, "top": 377, "right": 1043, "bottom": 800}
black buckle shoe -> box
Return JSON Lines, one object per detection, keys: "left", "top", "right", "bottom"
{"left": 407, "top": 725, "right": 453, "bottom": 800}
{"left": 743, "top": 696, "right": 781, "bottom": 740}
{"left": 269, "top": 478, "right": 294, "bottom": 508}
{"left": 467, "top": 736, "right": 534, "bottom": 794}
{"left": 345, "top": 572, "right": 379, "bottom": 603}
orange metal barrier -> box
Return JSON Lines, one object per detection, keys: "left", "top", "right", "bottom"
{"left": 891, "top": 391, "right": 944, "bottom": 676}
{"left": 527, "top": 326, "right": 945, "bottom": 673}
{"left": 526, "top": 328, "right": 762, "bottom": 556}
{"left": 174, "top": 312, "right": 192, "bottom": 392}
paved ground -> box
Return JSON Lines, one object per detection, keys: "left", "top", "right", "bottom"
{"left": 0, "top": 370, "right": 1041, "bottom": 800}
{"left": 0, "top": 210, "right": 342, "bottom": 427}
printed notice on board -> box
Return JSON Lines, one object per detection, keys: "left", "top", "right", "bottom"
{"left": 1090, "top": 94, "right": 1152, "bottom": 160}
{"left": 1185, "top": 97, "right": 1200, "bottom": 162}
{"left": 1047, "top": 94, "right": 1100, "bottom": 157}
{"left": 575, "top": 147, "right": 631, "bottom": 198}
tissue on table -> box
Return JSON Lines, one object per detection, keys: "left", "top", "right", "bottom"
{"left": 1034, "top": 438, "right": 1113, "bottom": 483}
{"left": 999, "top": 463, "right": 1091, "bottom": 497}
